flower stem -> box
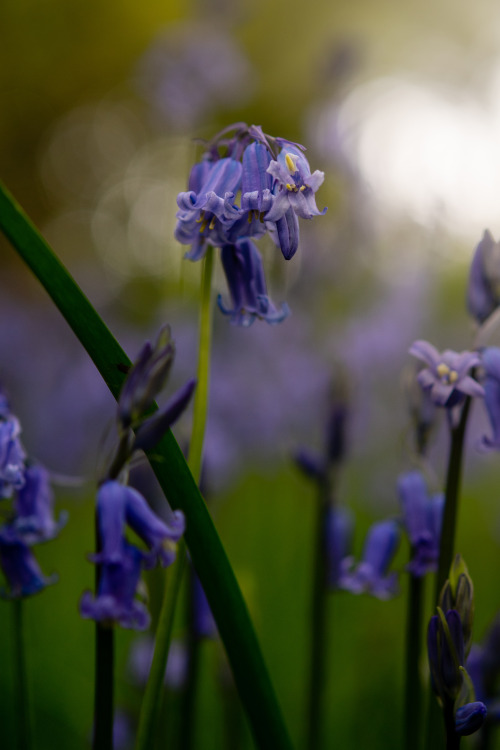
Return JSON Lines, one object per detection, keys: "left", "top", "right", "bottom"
{"left": 93, "top": 517, "right": 114, "bottom": 750}
{"left": 13, "top": 599, "right": 31, "bottom": 750}
{"left": 305, "top": 481, "right": 330, "bottom": 750}
{"left": 135, "top": 247, "right": 215, "bottom": 750}
{"left": 403, "top": 572, "right": 425, "bottom": 750}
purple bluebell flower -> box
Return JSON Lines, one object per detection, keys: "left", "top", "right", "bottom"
{"left": 118, "top": 324, "right": 175, "bottom": 430}
{"left": 267, "top": 208, "right": 300, "bottom": 261}
{"left": 265, "top": 146, "right": 326, "bottom": 223}
{"left": 409, "top": 340, "right": 484, "bottom": 408}
{"left": 478, "top": 346, "right": 500, "bottom": 451}
{"left": 466, "top": 230, "right": 500, "bottom": 324}
{"left": 455, "top": 702, "right": 487, "bottom": 736}
{"left": 13, "top": 464, "right": 67, "bottom": 544}
{"left": 217, "top": 241, "right": 289, "bottom": 326}
{"left": 428, "top": 608, "right": 465, "bottom": 702}
{"left": 132, "top": 378, "right": 196, "bottom": 453}
{"left": 80, "top": 542, "right": 150, "bottom": 630}
{"left": 325, "top": 506, "right": 354, "bottom": 589}
{"left": 240, "top": 142, "right": 274, "bottom": 215}
{"left": 0, "top": 526, "right": 56, "bottom": 598}
{"left": 398, "top": 471, "right": 443, "bottom": 577}
{"left": 339, "top": 519, "right": 400, "bottom": 599}
{"left": 93, "top": 480, "right": 185, "bottom": 568}
{"left": 0, "top": 415, "right": 26, "bottom": 498}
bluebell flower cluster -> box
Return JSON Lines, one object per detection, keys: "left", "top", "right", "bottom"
{"left": 0, "top": 392, "right": 64, "bottom": 598}
{"left": 175, "top": 123, "right": 326, "bottom": 326}
{"left": 81, "top": 325, "right": 194, "bottom": 629}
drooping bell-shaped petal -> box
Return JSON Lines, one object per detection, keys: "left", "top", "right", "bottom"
{"left": 265, "top": 147, "right": 326, "bottom": 222}
{"left": 339, "top": 519, "right": 400, "bottom": 599}
{"left": 118, "top": 324, "right": 175, "bottom": 430}
{"left": 467, "top": 230, "right": 500, "bottom": 324}
{"left": 13, "top": 464, "right": 67, "bottom": 544}
{"left": 0, "top": 416, "right": 26, "bottom": 498}
{"left": 267, "top": 207, "right": 300, "bottom": 260}
{"left": 398, "top": 471, "right": 443, "bottom": 577}
{"left": 241, "top": 142, "right": 274, "bottom": 214}
{"left": 217, "top": 240, "right": 290, "bottom": 326}
{"left": 80, "top": 542, "right": 150, "bottom": 630}
{"left": 479, "top": 347, "right": 500, "bottom": 451}
{"left": 133, "top": 378, "right": 197, "bottom": 453}
{"left": 455, "top": 702, "right": 487, "bottom": 736}
{"left": 0, "top": 526, "right": 56, "bottom": 598}
{"left": 325, "top": 506, "right": 354, "bottom": 589}
{"left": 409, "top": 340, "right": 484, "bottom": 408}
{"left": 92, "top": 480, "right": 128, "bottom": 564}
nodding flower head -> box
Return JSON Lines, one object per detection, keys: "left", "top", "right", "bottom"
{"left": 265, "top": 146, "right": 326, "bottom": 223}
{"left": 467, "top": 230, "right": 500, "bottom": 324}
{"left": 398, "top": 471, "right": 443, "bottom": 577}
{"left": 0, "top": 415, "right": 26, "bottom": 498}
{"left": 339, "top": 519, "right": 400, "bottom": 600}
{"left": 409, "top": 340, "right": 484, "bottom": 408}
{"left": 13, "top": 464, "right": 67, "bottom": 544}
{"left": 0, "top": 526, "right": 56, "bottom": 599}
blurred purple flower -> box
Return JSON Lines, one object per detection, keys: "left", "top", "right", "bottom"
{"left": 466, "top": 230, "right": 500, "bottom": 324}
{"left": 409, "top": 340, "right": 484, "bottom": 408}
{"left": 0, "top": 415, "right": 26, "bottom": 498}
{"left": 478, "top": 346, "right": 500, "bottom": 451}
{"left": 13, "top": 464, "right": 67, "bottom": 544}
{"left": 191, "top": 572, "right": 217, "bottom": 639}
{"left": 455, "top": 702, "right": 487, "bottom": 736}
{"left": 325, "top": 506, "right": 354, "bottom": 589}
{"left": 339, "top": 519, "right": 400, "bottom": 599}
{"left": 127, "top": 635, "right": 188, "bottom": 689}
{"left": 0, "top": 526, "right": 56, "bottom": 598}
{"left": 398, "top": 471, "right": 443, "bottom": 577}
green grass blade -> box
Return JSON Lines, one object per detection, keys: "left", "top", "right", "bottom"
{"left": 0, "top": 181, "right": 294, "bottom": 750}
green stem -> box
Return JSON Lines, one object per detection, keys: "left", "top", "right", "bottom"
{"left": 305, "top": 482, "right": 330, "bottom": 750}
{"left": 0, "top": 182, "right": 294, "bottom": 750}
{"left": 13, "top": 599, "right": 31, "bottom": 750}
{"left": 135, "top": 247, "right": 215, "bottom": 750}
{"left": 134, "top": 540, "right": 187, "bottom": 750}
{"left": 404, "top": 572, "right": 425, "bottom": 750}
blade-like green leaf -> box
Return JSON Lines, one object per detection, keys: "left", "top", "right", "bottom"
{"left": 0, "top": 181, "right": 294, "bottom": 750}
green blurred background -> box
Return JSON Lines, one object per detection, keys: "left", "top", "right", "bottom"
{"left": 2, "top": 0, "right": 500, "bottom": 747}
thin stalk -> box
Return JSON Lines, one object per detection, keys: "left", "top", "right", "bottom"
{"left": 93, "top": 518, "right": 114, "bottom": 750}
{"left": 135, "top": 247, "right": 215, "bottom": 750}
{"left": 404, "top": 572, "right": 425, "bottom": 750}
{"left": 0, "top": 183, "right": 294, "bottom": 750}
{"left": 13, "top": 599, "right": 31, "bottom": 750}
{"left": 444, "top": 704, "right": 461, "bottom": 750}
{"left": 426, "top": 397, "right": 473, "bottom": 750}
{"left": 305, "top": 481, "right": 330, "bottom": 750}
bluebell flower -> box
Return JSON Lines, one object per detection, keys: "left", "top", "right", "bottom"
{"left": 466, "top": 230, "right": 500, "bottom": 324}
{"left": 339, "top": 519, "right": 400, "bottom": 599}
{"left": 0, "top": 415, "right": 26, "bottom": 498}
{"left": 478, "top": 346, "right": 500, "bottom": 451}
{"left": 398, "top": 471, "right": 444, "bottom": 577}
{"left": 455, "top": 702, "right": 487, "bottom": 736}
{"left": 132, "top": 378, "right": 196, "bottom": 453}
{"left": 80, "top": 542, "right": 150, "bottom": 630}
{"left": 265, "top": 146, "right": 326, "bottom": 223}
{"left": 93, "top": 480, "right": 185, "bottom": 569}
{"left": 409, "top": 340, "right": 484, "bottom": 408}
{"left": 428, "top": 608, "right": 465, "bottom": 702}
{"left": 325, "top": 506, "right": 354, "bottom": 589}
{"left": 13, "top": 464, "right": 67, "bottom": 544}
{"left": 0, "top": 526, "right": 56, "bottom": 598}
{"left": 217, "top": 240, "right": 289, "bottom": 326}
{"left": 240, "top": 141, "right": 274, "bottom": 215}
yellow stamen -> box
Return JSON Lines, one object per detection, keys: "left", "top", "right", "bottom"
{"left": 196, "top": 211, "right": 205, "bottom": 224}
{"left": 300, "top": 185, "right": 306, "bottom": 191}
{"left": 449, "top": 370, "right": 458, "bottom": 384}
{"left": 285, "top": 153, "right": 298, "bottom": 173}
{"left": 436, "top": 363, "right": 451, "bottom": 379}
{"left": 286, "top": 183, "right": 298, "bottom": 192}
{"left": 209, "top": 215, "right": 217, "bottom": 230}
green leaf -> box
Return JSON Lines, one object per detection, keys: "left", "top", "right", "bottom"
{"left": 0, "top": 181, "right": 294, "bottom": 750}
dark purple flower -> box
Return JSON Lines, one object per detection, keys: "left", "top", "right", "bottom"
{"left": 267, "top": 207, "right": 300, "bottom": 261}
{"left": 132, "top": 378, "right": 196, "bottom": 453}
{"left": 0, "top": 526, "right": 56, "bottom": 598}
{"left": 217, "top": 240, "right": 289, "bottom": 326}
{"left": 339, "top": 519, "right": 400, "bottom": 599}
{"left": 80, "top": 542, "right": 150, "bottom": 630}
{"left": 13, "top": 464, "right": 67, "bottom": 544}
{"left": 191, "top": 572, "right": 217, "bottom": 639}
{"left": 398, "top": 471, "right": 443, "bottom": 577}
{"left": 428, "top": 608, "right": 464, "bottom": 701}
{"left": 325, "top": 506, "right": 354, "bottom": 589}
{"left": 0, "top": 415, "right": 26, "bottom": 498}
{"left": 93, "top": 480, "right": 185, "bottom": 568}
{"left": 118, "top": 324, "right": 175, "bottom": 430}
{"left": 467, "top": 614, "right": 500, "bottom": 716}
{"left": 265, "top": 146, "right": 326, "bottom": 222}
{"left": 455, "top": 702, "right": 487, "bottom": 736}
{"left": 478, "top": 346, "right": 500, "bottom": 451}
{"left": 409, "top": 340, "right": 484, "bottom": 408}
{"left": 466, "top": 230, "right": 500, "bottom": 324}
